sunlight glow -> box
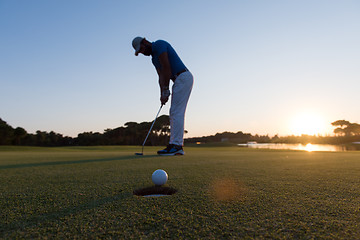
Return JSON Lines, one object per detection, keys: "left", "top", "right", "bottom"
{"left": 290, "top": 112, "right": 327, "bottom": 136}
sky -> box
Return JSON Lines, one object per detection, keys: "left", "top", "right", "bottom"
{"left": 1, "top": 0, "right": 359, "bottom": 138}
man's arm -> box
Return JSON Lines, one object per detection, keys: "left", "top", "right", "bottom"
{"left": 158, "top": 52, "right": 172, "bottom": 90}
{"left": 157, "top": 52, "right": 172, "bottom": 105}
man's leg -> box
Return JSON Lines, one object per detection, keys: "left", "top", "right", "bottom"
{"left": 169, "top": 71, "right": 193, "bottom": 146}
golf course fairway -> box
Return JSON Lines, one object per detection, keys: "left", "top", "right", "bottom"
{"left": 1, "top": 146, "right": 360, "bottom": 239}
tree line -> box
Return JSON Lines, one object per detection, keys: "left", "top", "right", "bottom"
{"left": 185, "top": 120, "right": 360, "bottom": 145}
{"left": 1, "top": 117, "right": 359, "bottom": 146}
{"left": 0, "top": 116, "right": 170, "bottom": 146}
{"left": 184, "top": 131, "right": 271, "bottom": 144}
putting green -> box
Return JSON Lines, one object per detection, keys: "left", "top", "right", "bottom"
{"left": 1, "top": 146, "right": 360, "bottom": 238}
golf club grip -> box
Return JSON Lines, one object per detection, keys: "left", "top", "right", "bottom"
{"left": 141, "top": 105, "right": 163, "bottom": 147}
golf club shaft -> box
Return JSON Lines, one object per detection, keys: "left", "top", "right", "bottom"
{"left": 141, "top": 104, "right": 163, "bottom": 152}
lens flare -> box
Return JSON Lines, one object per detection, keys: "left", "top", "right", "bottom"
{"left": 209, "top": 178, "right": 247, "bottom": 202}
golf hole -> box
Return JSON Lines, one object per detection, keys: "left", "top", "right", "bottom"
{"left": 133, "top": 186, "right": 177, "bottom": 197}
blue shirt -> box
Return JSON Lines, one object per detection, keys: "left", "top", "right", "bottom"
{"left": 151, "top": 40, "right": 187, "bottom": 79}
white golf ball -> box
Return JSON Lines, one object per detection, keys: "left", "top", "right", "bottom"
{"left": 152, "top": 169, "right": 168, "bottom": 186}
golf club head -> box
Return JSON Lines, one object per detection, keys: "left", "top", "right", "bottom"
{"left": 135, "top": 153, "right": 143, "bottom": 156}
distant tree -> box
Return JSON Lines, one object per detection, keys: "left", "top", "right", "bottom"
{"left": 13, "top": 127, "right": 27, "bottom": 145}
{"left": 333, "top": 127, "right": 345, "bottom": 136}
{"left": 271, "top": 134, "right": 280, "bottom": 143}
{"left": 104, "top": 127, "right": 126, "bottom": 145}
{"left": 154, "top": 115, "right": 170, "bottom": 133}
{"left": 348, "top": 123, "right": 360, "bottom": 136}
{"left": 332, "top": 120, "right": 360, "bottom": 136}
{"left": 76, "top": 132, "right": 104, "bottom": 146}
{"left": 36, "top": 131, "right": 48, "bottom": 146}
{"left": 0, "top": 118, "right": 14, "bottom": 145}
{"left": 332, "top": 120, "right": 350, "bottom": 128}
{"left": 23, "top": 134, "right": 37, "bottom": 146}
{"left": 124, "top": 122, "right": 141, "bottom": 145}
{"left": 153, "top": 115, "right": 170, "bottom": 145}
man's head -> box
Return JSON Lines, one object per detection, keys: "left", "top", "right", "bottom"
{"left": 132, "top": 37, "right": 152, "bottom": 56}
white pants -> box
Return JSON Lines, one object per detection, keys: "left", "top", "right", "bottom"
{"left": 170, "top": 71, "right": 193, "bottom": 146}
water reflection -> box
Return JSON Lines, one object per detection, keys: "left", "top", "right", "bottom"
{"left": 238, "top": 143, "right": 350, "bottom": 152}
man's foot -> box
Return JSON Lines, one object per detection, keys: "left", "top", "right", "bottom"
{"left": 157, "top": 144, "right": 185, "bottom": 156}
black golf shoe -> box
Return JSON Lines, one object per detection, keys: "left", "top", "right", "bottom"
{"left": 157, "top": 144, "right": 185, "bottom": 156}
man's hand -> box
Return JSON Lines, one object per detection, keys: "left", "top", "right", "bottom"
{"left": 156, "top": 52, "right": 172, "bottom": 105}
{"left": 161, "top": 88, "right": 170, "bottom": 105}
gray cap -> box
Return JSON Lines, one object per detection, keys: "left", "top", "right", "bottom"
{"left": 132, "top": 37, "right": 144, "bottom": 56}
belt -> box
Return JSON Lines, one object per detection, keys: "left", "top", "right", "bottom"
{"left": 174, "top": 68, "right": 188, "bottom": 79}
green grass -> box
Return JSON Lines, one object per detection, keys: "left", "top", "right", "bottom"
{"left": 1, "top": 146, "right": 360, "bottom": 239}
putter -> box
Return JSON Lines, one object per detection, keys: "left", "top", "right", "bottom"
{"left": 135, "top": 104, "right": 163, "bottom": 155}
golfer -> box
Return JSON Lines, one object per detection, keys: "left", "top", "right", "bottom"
{"left": 132, "top": 37, "right": 193, "bottom": 156}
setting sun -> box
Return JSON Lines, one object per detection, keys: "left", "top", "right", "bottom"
{"left": 290, "top": 112, "right": 327, "bottom": 136}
